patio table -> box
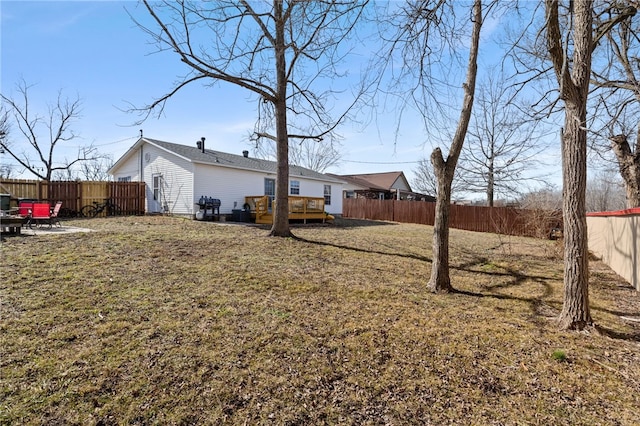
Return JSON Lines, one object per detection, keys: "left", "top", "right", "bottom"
{"left": 0, "top": 215, "right": 26, "bottom": 235}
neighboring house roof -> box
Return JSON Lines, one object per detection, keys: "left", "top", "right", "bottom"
{"left": 327, "top": 174, "right": 387, "bottom": 191}
{"left": 330, "top": 171, "right": 411, "bottom": 192}
{"left": 110, "top": 137, "right": 345, "bottom": 183}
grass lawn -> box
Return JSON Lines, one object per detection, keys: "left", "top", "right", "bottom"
{"left": 1, "top": 216, "right": 639, "bottom": 425}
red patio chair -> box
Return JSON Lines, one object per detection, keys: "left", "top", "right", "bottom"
{"left": 28, "top": 203, "right": 53, "bottom": 229}
{"left": 50, "top": 201, "right": 63, "bottom": 227}
{"left": 18, "top": 202, "right": 33, "bottom": 217}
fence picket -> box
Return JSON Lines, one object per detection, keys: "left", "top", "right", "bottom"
{"left": 0, "top": 179, "right": 145, "bottom": 217}
{"left": 343, "top": 199, "right": 560, "bottom": 239}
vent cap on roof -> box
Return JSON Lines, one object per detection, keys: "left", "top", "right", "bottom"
{"left": 196, "top": 137, "right": 206, "bottom": 153}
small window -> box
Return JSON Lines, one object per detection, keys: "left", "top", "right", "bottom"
{"left": 324, "top": 185, "right": 331, "bottom": 206}
{"left": 117, "top": 176, "right": 132, "bottom": 182}
{"left": 290, "top": 180, "right": 300, "bottom": 195}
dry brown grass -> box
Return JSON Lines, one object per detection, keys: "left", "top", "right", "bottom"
{"left": 1, "top": 216, "right": 639, "bottom": 425}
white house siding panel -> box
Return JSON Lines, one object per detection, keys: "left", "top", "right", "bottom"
{"left": 392, "top": 176, "right": 411, "bottom": 191}
{"left": 297, "top": 178, "right": 343, "bottom": 215}
{"left": 142, "top": 144, "right": 195, "bottom": 215}
{"left": 193, "top": 164, "right": 265, "bottom": 214}
{"left": 193, "top": 164, "right": 343, "bottom": 215}
{"left": 111, "top": 150, "right": 141, "bottom": 182}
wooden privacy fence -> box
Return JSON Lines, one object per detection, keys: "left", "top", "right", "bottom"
{"left": 343, "top": 198, "right": 562, "bottom": 238}
{"left": 0, "top": 179, "right": 145, "bottom": 217}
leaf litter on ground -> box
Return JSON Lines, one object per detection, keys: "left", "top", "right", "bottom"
{"left": 1, "top": 215, "right": 638, "bottom": 425}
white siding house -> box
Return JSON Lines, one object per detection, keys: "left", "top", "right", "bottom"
{"left": 108, "top": 137, "right": 345, "bottom": 216}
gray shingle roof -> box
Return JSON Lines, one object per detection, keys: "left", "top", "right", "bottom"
{"left": 145, "top": 138, "right": 343, "bottom": 183}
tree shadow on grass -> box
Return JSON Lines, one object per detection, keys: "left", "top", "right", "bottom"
{"left": 299, "top": 236, "right": 640, "bottom": 343}
{"left": 452, "top": 255, "right": 640, "bottom": 343}
{"left": 296, "top": 236, "right": 431, "bottom": 263}
{"left": 452, "top": 256, "right": 560, "bottom": 331}
{"left": 451, "top": 287, "right": 640, "bottom": 342}
{"left": 330, "top": 218, "right": 398, "bottom": 228}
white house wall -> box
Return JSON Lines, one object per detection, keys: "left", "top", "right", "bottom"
{"left": 110, "top": 151, "right": 141, "bottom": 182}
{"left": 142, "top": 144, "right": 195, "bottom": 214}
{"left": 194, "top": 164, "right": 264, "bottom": 213}
{"left": 298, "top": 177, "right": 343, "bottom": 215}
{"left": 391, "top": 176, "right": 411, "bottom": 191}
{"left": 111, "top": 140, "right": 343, "bottom": 216}
{"left": 193, "top": 164, "right": 343, "bottom": 215}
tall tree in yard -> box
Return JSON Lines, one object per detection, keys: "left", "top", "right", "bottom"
{"left": 428, "top": 0, "right": 483, "bottom": 292}
{"left": 134, "top": 1, "right": 367, "bottom": 237}
{"left": 545, "top": 0, "right": 637, "bottom": 330}
{"left": 379, "top": 0, "right": 486, "bottom": 292}
{"left": 590, "top": 4, "right": 640, "bottom": 208}
{"left": 458, "top": 72, "right": 548, "bottom": 206}
{"left": 545, "top": 0, "right": 593, "bottom": 330}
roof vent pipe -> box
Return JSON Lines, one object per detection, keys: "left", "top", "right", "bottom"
{"left": 242, "top": 150, "right": 249, "bottom": 158}
{"left": 196, "top": 137, "right": 206, "bottom": 153}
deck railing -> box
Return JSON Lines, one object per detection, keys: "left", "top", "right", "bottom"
{"left": 244, "top": 195, "right": 328, "bottom": 224}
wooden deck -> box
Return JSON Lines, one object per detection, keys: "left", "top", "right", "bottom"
{"left": 244, "top": 195, "right": 332, "bottom": 224}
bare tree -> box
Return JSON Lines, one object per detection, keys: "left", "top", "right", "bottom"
{"left": 586, "top": 168, "right": 627, "bottom": 212}
{"left": 519, "top": 183, "right": 563, "bottom": 211}
{"left": 590, "top": 4, "right": 640, "bottom": 208}
{"left": 79, "top": 155, "right": 114, "bottom": 181}
{"left": 0, "top": 107, "right": 8, "bottom": 145}
{"left": 458, "top": 72, "right": 548, "bottom": 206}
{"left": 412, "top": 157, "right": 464, "bottom": 198}
{"left": 545, "top": 0, "right": 638, "bottom": 330}
{"left": 510, "top": 1, "right": 635, "bottom": 330}
{"left": 1, "top": 80, "right": 98, "bottom": 181}
{"left": 608, "top": 134, "right": 640, "bottom": 207}
{"left": 380, "top": 0, "right": 486, "bottom": 293}
{"left": 133, "top": 0, "right": 368, "bottom": 237}
{"left": 0, "top": 108, "right": 13, "bottom": 178}
{"left": 254, "top": 136, "right": 342, "bottom": 173}
{"left": 545, "top": 0, "right": 594, "bottom": 329}
{"left": 427, "top": 0, "right": 483, "bottom": 293}
{"left": 545, "top": 1, "right": 591, "bottom": 329}
{"left": 52, "top": 154, "right": 114, "bottom": 181}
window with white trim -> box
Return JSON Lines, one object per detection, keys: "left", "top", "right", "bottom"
{"left": 290, "top": 180, "right": 300, "bottom": 195}
{"left": 324, "top": 185, "right": 331, "bottom": 205}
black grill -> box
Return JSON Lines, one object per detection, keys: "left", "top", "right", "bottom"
{"left": 196, "top": 196, "right": 221, "bottom": 221}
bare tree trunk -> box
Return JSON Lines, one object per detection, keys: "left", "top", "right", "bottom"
{"left": 487, "top": 158, "right": 495, "bottom": 207}
{"left": 427, "top": 0, "right": 482, "bottom": 293}
{"left": 610, "top": 134, "right": 640, "bottom": 208}
{"left": 138, "top": 1, "right": 366, "bottom": 238}
{"left": 545, "top": 0, "right": 593, "bottom": 330}
{"left": 559, "top": 113, "right": 591, "bottom": 329}
{"left": 270, "top": 1, "right": 293, "bottom": 238}
{"left": 428, "top": 153, "right": 454, "bottom": 293}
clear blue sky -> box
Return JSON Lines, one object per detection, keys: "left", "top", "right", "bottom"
{"left": 1, "top": 1, "right": 562, "bottom": 197}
